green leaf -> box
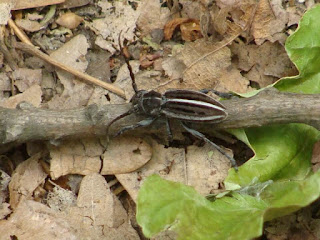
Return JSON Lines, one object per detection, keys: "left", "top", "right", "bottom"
{"left": 137, "top": 175, "right": 266, "bottom": 240}
{"left": 225, "top": 124, "right": 320, "bottom": 187}
{"left": 274, "top": 5, "right": 320, "bottom": 93}
{"left": 137, "top": 173, "right": 320, "bottom": 240}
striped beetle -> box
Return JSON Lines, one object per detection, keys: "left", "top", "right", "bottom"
{"left": 107, "top": 37, "right": 238, "bottom": 170}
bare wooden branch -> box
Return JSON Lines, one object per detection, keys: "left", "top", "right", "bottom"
{"left": 0, "top": 89, "right": 320, "bottom": 150}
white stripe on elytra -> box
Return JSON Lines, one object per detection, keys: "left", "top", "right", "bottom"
{"left": 161, "top": 110, "right": 225, "bottom": 121}
{"left": 165, "top": 99, "right": 225, "bottom": 111}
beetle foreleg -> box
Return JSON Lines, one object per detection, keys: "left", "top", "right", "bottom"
{"left": 181, "top": 122, "right": 238, "bottom": 171}
{"left": 115, "top": 117, "right": 158, "bottom": 137}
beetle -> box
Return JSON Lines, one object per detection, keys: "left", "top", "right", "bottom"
{"left": 106, "top": 36, "right": 238, "bottom": 170}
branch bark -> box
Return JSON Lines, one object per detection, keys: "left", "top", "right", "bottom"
{"left": 1, "top": 89, "right": 320, "bottom": 148}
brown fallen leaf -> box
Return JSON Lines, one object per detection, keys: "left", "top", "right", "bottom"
{"left": 231, "top": 41, "right": 296, "bottom": 87}
{"left": 65, "top": 173, "right": 140, "bottom": 239}
{"left": 0, "top": 84, "right": 42, "bottom": 108}
{"left": 180, "top": 20, "right": 202, "bottom": 41}
{"left": 15, "top": 18, "right": 42, "bottom": 32}
{"left": 9, "top": 153, "right": 47, "bottom": 209}
{"left": 46, "top": 34, "right": 94, "bottom": 109}
{"left": 136, "top": 0, "right": 171, "bottom": 35}
{"left": 164, "top": 18, "right": 201, "bottom": 40}
{"left": 12, "top": 68, "right": 42, "bottom": 92}
{"left": 116, "top": 140, "right": 231, "bottom": 202}
{"left": 158, "top": 39, "right": 250, "bottom": 93}
{"left": 251, "top": 0, "right": 288, "bottom": 45}
{"left": 140, "top": 52, "right": 162, "bottom": 68}
{"left": 2, "top": 0, "right": 65, "bottom": 10}
{"left": 101, "top": 136, "right": 152, "bottom": 175}
{"left": 49, "top": 138, "right": 103, "bottom": 180}
{"left": 56, "top": 12, "right": 83, "bottom": 29}
{"left": 0, "top": 200, "right": 77, "bottom": 239}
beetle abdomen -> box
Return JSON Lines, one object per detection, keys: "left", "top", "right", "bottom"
{"left": 161, "top": 90, "right": 227, "bottom": 122}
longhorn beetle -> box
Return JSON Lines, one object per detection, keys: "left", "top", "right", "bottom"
{"left": 106, "top": 36, "right": 238, "bottom": 171}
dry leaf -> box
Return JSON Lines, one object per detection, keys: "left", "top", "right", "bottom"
{"left": 139, "top": 53, "right": 162, "bottom": 68}
{"left": 164, "top": 18, "right": 189, "bottom": 40}
{"left": 180, "top": 21, "right": 202, "bottom": 41}
{"left": 116, "top": 140, "right": 231, "bottom": 202}
{"left": 136, "top": 0, "right": 171, "bottom": 35}
{"left": 232, "top": 41, "right": 296, "bottom": 87}
{"left": 0, "top": 203, "right": 11, "bottom": 220}
{"left": 101, "top": 137, "right": 152, "bottom": 175}
{"left": 49, "top": 138, "right": 103, "bottom": 180}
{"left": 2, "top": 0, "right": 65, "bottom": 10}
{"left": 9, "top": 153, "right": 47, "bottom": 209}
{"left": 65, "top": 173, "right": 139, "bottom": 239}
{"left": 91, "top": 1, "right": 140, "bottom": 50}
{"left": 0, "top": 84, "right": 42, "bottom": 108}
{"left": 179, "top": 0, "right": 203, "bottom": 20}
{"left": 47, "top": 34, "right": 93, "bottom": 109}
{"left": 251, "top": 0, "right": 288, "bottom": 45}
{"left": 164, "top": 18, "right": 201, "bottom": 41}
{"left": 56, "top": 12, "right": 83, "bottom": 29}
{"left": 15, "top": 19, "right": 42, "bottom": 32}
{"left": 159, "top": 39, "right": 250, "bottom": 93}
{"left": 0, "top": 72, "right": 11, "bottom": 91}
{"left": 58, "top": 0, "right": 90, "bottom": 9}
{"left": 0, "top": 3, "right": 12, "bottom": 25}
{"left": 162, "top": 56, "right": 186, "bottom": 81}
{"left": 0, "top": 200, "right": 77, "bottom": 240}
{"left": 12, "top": 68, "right": 42, "bottom": 92}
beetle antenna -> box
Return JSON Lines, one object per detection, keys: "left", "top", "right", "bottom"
{"left": 118, "top": 31, "right": 138, "bottom": 93}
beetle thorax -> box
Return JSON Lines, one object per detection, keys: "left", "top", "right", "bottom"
{"left": 131, "top": 90, "right": 163, "bottom": 116}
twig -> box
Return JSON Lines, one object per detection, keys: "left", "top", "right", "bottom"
{"left": 1, "top": 89, "right": 320, "bottom": 151}
{"left": 7, "top": 19, "right": 33, "bottom": 46}
{"left": 14, "top": 42, "right": 126, "bottom": 98}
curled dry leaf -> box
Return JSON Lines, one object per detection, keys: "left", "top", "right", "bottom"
{"left": 101, "top": 137, "right": 152, "bottom": 175}
{"left": 164, "top": 18, "right": 202, "bottom": 41}
{"left": 56, "top": 12, "right": 83, "bottom": 29}
{"left": 180, "top": 21, "right": 202, "bottom": 41}
{"left": 9, "top": 153, "right": 47, "bottom": 209}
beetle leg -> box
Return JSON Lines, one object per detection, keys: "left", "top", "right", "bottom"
{"left": 181, "top": 122, "right": 238, "bottom": 171}
{"left": 115, "top": 117, "right": 158, "bottom": 137}
{"left": 200, "top": 89, "right": 234, "bottom": 99}
{"left": 165, "top": 117, "right": 173, "bottom": 143}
